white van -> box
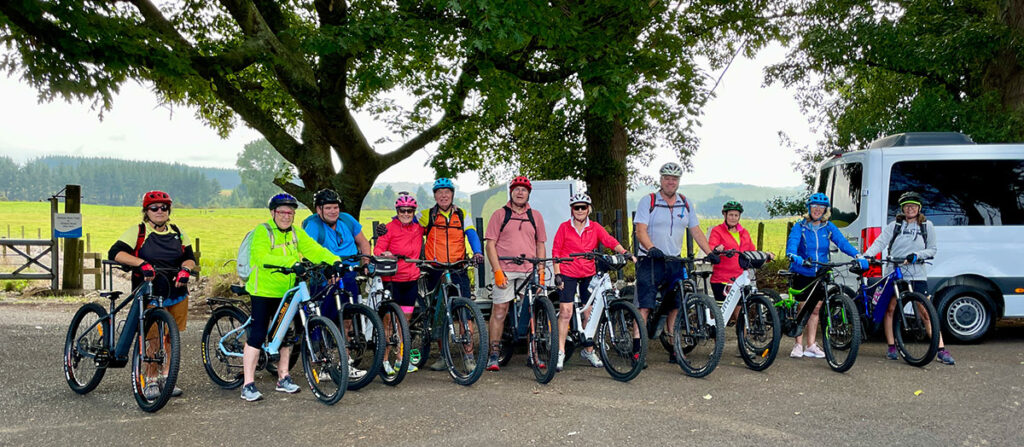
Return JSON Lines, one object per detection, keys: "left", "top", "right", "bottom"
{"left": 815, "top": 132, "right": 1024, "bottom": 343}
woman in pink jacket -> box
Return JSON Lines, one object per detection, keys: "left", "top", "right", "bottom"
{"left": 708, "top": 201, "right": 773, "bottom": 315}
{"left": 551, "top": 193, "right": 634, "bottom": 372}
{"left": 374, "top": 194, "right": 425, "bottom": 373}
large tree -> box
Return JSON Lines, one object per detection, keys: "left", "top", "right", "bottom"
{"left": 0, "top": 0, "right": 488, "bottom": 216}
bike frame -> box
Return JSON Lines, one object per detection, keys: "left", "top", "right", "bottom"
{"left": 83, "top": 281, "right": 164, "bottom": 367}
{"left": 218, "top": 280, "right": 319, "bottom": 358}
{"left": 855, "top": 260, "right": 925, "bottom": 328}
{"left": 778, "top": 265, "right": 847, "bottom": 337}
{"left": 417, "top": 261, "right": 471, "bottom": 345}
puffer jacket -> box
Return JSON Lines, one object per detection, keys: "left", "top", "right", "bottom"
{"left": 785, "top": 218, "right": 859, "bottom": 277}
{"left": 373, "top": 217, "right": 425, "bottom": 282}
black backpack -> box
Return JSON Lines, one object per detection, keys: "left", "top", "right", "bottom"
{"left": 888, "top": 218, "right": 928, "bottom": 254}
{"left": 424, "top": 205, "right": 466, "bottom": 234}
{"left": 498, "top": 206, "right": 538, "bottom": 241}
{"left": 134, "top": 223, "right": 183, "bottom": 256}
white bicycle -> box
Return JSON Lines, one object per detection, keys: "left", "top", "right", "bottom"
{"left": 714, "top": 250, "right": 782, "bottom": 371}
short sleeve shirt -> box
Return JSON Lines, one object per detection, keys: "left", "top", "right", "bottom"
{"left": 484, "top": 203, "right": 547, "bottom": 273}
{"left": 633, "top": 193, "right": 699, "bottom": 257}
{"left": 302, "top": 213, "right": 363, "bottom": 265}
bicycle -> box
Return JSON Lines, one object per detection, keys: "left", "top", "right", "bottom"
{"left": 200, "top": 261, "right": 349, "bottom": 405}
{"left": 63, "top": 261, "right": 181, "bottom": 412}
{"left": 852, "top": 257, "right": 940, "bottom": 366}
{"left": 494, "top": 254, "right": 560, "bottom": 384}
{"left": 316, "top": 255, "right": 386, "bottom": 391}
{"left": 775, "top": 259, "right": 862, "bottom": 373}
{"left": 656, "top": 254, "right": 726, "bottom": 378}
{"left": 403, "top": 258, "right": 488, "bottom": 386}
{"left": 558, "top": 251, "right": 647, "bottom": 382}
{"left": 354, "top": 254, "right": 412, "bottom": 386}
{"left": 713, "top": 250, "right": 782, "bottom": 371}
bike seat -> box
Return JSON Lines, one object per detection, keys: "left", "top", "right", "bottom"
{"left": 693, "top": 270, "right": 712, "bottom": 279}
{"left": 99, "top": 291, "right": 122, "bottom": 299}
{"left": 230, "top": 284, "right": 249, "bottom": 296}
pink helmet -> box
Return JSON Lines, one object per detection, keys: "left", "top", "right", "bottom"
{"left": 395, "top": 194, "right": 418, "bottom": 209}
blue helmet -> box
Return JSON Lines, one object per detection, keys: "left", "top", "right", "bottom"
{"left": 268, "top": 193, "right": 299, "bottom": 210}
{"left": 433, "top": 178, "right": 455, "bottom": 192}
{"left": 807, "top": 192, "right": 830, "bottom": 208}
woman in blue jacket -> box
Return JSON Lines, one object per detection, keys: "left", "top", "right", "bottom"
{"left": 785, "top": 193, "right": 865, "bottom": 359}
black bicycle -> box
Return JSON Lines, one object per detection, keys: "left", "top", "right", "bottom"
{"left": 319, "top": 255, "right": 386, "bottom": 391}
{"left": 776, "top": 259, "right": 862, "bottom": 373}
{"left": 64, "top": 261, "right": 181, "bottom": 412}
{"left": 659, "top": 255, "right": 726, "bottom": 378}
{"left": 493, "top": 255, "right": 560, "bottom": 384}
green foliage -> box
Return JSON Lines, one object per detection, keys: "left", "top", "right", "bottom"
{"left": 235, "top": 139, "right": 292, "bottom": 208}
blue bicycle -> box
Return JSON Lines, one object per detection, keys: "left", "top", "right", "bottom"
{"left": 852, "top": 257, "right": 940, "bottom": 366}
{"left": 201, "top": 261, "right": 349, "bottom": 405}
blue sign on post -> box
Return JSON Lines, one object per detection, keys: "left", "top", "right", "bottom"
{"left": 54, "top": 213, "right": 83, "bottom": 239}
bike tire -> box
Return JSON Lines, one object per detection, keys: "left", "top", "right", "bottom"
{"left": 529, "top": 295, "right": 558, "bottom": 384}
{"left": 735, "top": 293, "right": 781, "bottom": 371}
{"left": 301, "top": 315, "right": 349, "bottom": 405}
{"left": 131, "top": 308, "right": 180, "bottom": 413}
{"left": 820, "top": 293, "right": 861, "bottom": 373}
{"left": 64, "top": 302, "right": 110, "bottom": 394}
{"left": 265, "top": 320, "right": 300, "bottom": 376}
{"left": 340, "top": 303, "right": 385, "bottom": 391}
{"left": 497, "top": 315, "right": 515, "bottom": 367}
{"left": 408, "top": 304, "right": 432, "bottom": 369}
{"left": 598, "top": 300, "right": 647, "bottom": 382}
{"left": 673, "top": 293, "right": 725, "bottom": 378}
{"left": 378, "top": 302, "right": 411, "bottom": 386}
{"left": 201, "top": 306, "right": 248, "bottom": 389}
{"left": 894, "top": 292, "right": 940, "bottom": 367}
{"left": 441, "top": 297, "right": 488, "bottom": 386}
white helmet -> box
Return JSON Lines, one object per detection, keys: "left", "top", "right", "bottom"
{"left": 659, "top": 162, "right": 683, "bottom": 177}
{"left": 569, "top": 192, "right": 592, "bottom": 206}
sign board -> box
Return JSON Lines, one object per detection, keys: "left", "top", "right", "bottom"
{"left": 54, "top": 213, "right": 83, "bottom": 239}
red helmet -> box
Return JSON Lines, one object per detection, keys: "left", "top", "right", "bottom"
{"left": 142, "top": 190, "right": 172, "bottom": 209}
{"left": 510, "top": 176, "right": 532, "bottom": 192}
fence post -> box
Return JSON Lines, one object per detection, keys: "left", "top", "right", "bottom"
{"left": 371, "top": 221, "right": 380, "bottom": 246}
{"left": 61, "top": 184, "right": 83, "bottom": 290}
{"left": 631, "top": 211, "right": 637, "bottom": 255}
{"left": 756, "top": 222, "right": 765, "bottom": 251}
{"left": 86, "top": 233, "right": 91, "bottom": 253}
{"left": 786, "top": 221, "right": 794, "bottom": 236}
{"left": 595, "top": 211, "right": 603, "bottom": 225}
{"left": 194, "top": 238, "right": 202, "bottom": 278}
{"left": 50, "top": 196, "right": 58, "bottom": 290}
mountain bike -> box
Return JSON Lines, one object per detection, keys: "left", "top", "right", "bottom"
{"left": 354, "top": 254, "right": 411, "bottom": 385}
{"left": 493, "top": 255, "right": 560, "bottom": 384}
{"left": 657, "top": 254, "right": 726, "bottom": 378}
{"left": 775, "top": 259, "right": 861, "bottom": 373}
{"left": 558, "top": 252, "right": 647, "bottom": 382}
{"left": 318, "top": 255, "right": 386, "bottom": 391}
{"left": 63, "top": 261, "right": 180, "bottom": 412}
{"left": 404, "top": 258, "right": 488, "bottom": 386}
{"left": 200, "top": 261, "right": 349, "bottom": 405}
{"left": 714, "top": 250, "right": 782, "bottom": 371}
{"left": 852, "top": 257, "right": 939, "bottom": 366}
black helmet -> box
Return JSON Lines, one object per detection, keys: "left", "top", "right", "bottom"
{"left": 313, "top": 189, "right": 341, "bottom": 208}
{"left": 267, "top": 193, "right": 299, "bottom": 210}
{"left": 898, "top": 191, "right": 923, "bottom": 208}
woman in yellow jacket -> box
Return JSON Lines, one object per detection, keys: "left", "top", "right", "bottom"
{"left": 241, "top": 193, "right": 342, "bottom": 402}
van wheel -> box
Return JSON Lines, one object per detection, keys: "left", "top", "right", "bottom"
{"left": 936, "top": 286, "right": 994, "bottom": 344}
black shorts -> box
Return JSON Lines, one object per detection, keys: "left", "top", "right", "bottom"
{"left": 558, "top": 275, "right": 592, "bottom": 304}
{"left": 385, "top": 280, "right": 420, "bottom": 307}
{"left": 635, "top": 257, "right": 685, "bottom": 310}
{"left": 907, "top": 280, "right": 930, "bottom": 297}
{"left": 711, "top": 283, "right": 728, "bottom": 302}
{"left": 247, "top": 295, "right": 302, "bottom": 349}
{"left": 788, "top": 274, "right": 825, "bottom": 303}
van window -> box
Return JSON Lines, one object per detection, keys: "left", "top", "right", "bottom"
{"left": 889, "top": 160, "right": 1024, "bottom": 225}
{"left": 816, "top": 162, "right": 862, "bottom": 228}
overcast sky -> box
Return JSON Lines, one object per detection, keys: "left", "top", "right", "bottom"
{"left": 0, "top": 44, "right": 815, "bottom": 193}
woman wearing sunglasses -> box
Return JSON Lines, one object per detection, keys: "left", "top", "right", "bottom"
{"left": 551, "top": 192, "right": 635, "bottom": 372}
{"left": 107, "top": 190, "right": 196, "bottom": 399}
{"left": 373, "top": 194, "right": 425, "bottom": 374}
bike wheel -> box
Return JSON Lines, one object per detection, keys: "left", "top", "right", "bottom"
{"left": 497, "top": 315, "right": 515, "bottom": 366}
{"left": 265, "top": 320, "right": 300, "bottom": 376}
{"left": 64, "top": 302, "right": 110, "bottom": 394}
{"left": 820, "top": 293, "right": 861, "bottom": 373}
{"left": 442, "top": 297, "right": 488, "bottom": 386}
{"left": 379, "top": 302, "right": 411, "bottom": 386}
{"left": 672, "top": 293, "right": 725, "bottom": 378}
{"left": 598, "top": 300, "right": 647, "bottom": 382}
{"left": 408, "top": 306, "right": 432, "bottom": 369}
{"left": 301, "top": 315, "right": 349, "bottom": 405}
{"left": 735, "top": 294, "right": 781, "bottom": 371}
{"left": 131, "top": 308, "right": 180, "bottom": 413}
{"left": 201, "top": 306, "right": 247, "bottom": 389}
{"left": 340, "top": 303, "right": 385, "bottom": 390}
{"left": 894, "top": 292, "right": 940, "bottom": 367}
{"left": 528, "top": 296, "right": 558, "bottom": 384}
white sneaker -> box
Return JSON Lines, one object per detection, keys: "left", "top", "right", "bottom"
{"left": 580, "top": 349, "right": 604, "bottom": 367}
{"left": 348, "top": 358, "right": 367, "bottom": 380}
{"left": 790, "top": 344, "right": 804, "bottom": 358}
{"left": 803, "top": 343, "right": 825, "bottom": 359}
{"left": 382, "top": 360, "right": 396, "bottom": 376}
{"left": 556, "top": 352, "right": 565, "bottom": 372}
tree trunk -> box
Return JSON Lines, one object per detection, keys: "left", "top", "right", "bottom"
{"left": 583, "top": 109, "right": 631, "bottom": 250}
{"left": 984, "top": 0, "right": 1024, "bottom": 111}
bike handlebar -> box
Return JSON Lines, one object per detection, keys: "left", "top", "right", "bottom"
{"left": 400, "top": 257, "right": 474, "bottom": 271}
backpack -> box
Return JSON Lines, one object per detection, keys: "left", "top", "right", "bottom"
{"left": 424, "top": 205, "right": 466, "bottom": 234}
{"left": 498, "top": 206, "right": 538, "bottom": 241}
{"left": 134, "top": 223, "right": 183, "bottom": 256}
{"left": 237, "top": 223, "right": 297, "bottom": 281}
{"left": 648, "top": 193, "right": 691, "bottom": 214}
{"left": 887, "top": 218, "right": 928, "bottom": 255}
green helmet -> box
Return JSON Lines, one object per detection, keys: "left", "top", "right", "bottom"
{"left": 722, "top": 201, "right": 744, "bottom": 214}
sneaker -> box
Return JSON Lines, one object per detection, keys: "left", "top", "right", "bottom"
{"left": 527, "top": 356, "right": 546, "bottom": 369}
{"left": 556, "top": 352, "right": 565, "bottom": 372}
{"left": 633, "top": 352, "right": 647, "bottom": 369}
{"left": 486, "top": 353, "right": 500, "bottom": 371}
{"left": 581, "top": 349, "right": 604, "bottom": 367}
{"left": 349, "top": 366, "right": 368, "bottom": 380}
{"left": 464, "top": 354, "right": 476, "bottom": 372}
{"left": 429, "top": 358, "right": 447, "bottom": 371}
{"left": 803, "top": 343, "right": 825, "bottom": 358}
{"left": 275, "top": 375, "right": 300, "bottom": 394}
{"left": 405, "top": 360, "right": 419, "bottom": 373}
{"left": 886, "top": 345, "right": 899, "bottom": 360}
{"left": 790, "top": 344, "right": 804, "bottom": 358}
{"left": 142, "top": 381, "right": 161, "bottom": 400}
{"left": 382, "top": 360, "right": 396, "bottom": 376}
{"left": 937, "top": 349, "right": 955, "bottom": 365}
{"left": 668, "top": 352, "right": 678, "bottom": 364}
{"left": 157, "top": 375, "right": 182, "bottom": 397}
{"left": 240, "top": 382, "right": 263, "bottom": 402}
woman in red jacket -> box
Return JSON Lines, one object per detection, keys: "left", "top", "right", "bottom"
{"left": 708, "top": 201, "right": 773, "bottom": 311}
{"left": 374, "top": 194, "right": 425, "bottom": 373}
{"left": 551, "top": 193, "right": 634, "bottom": 371}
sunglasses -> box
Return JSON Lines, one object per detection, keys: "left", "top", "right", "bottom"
{"left": 572, "top": 205, "right": 589, "bottom": 211}
{"left": 397, "top": 208, "right": 416, "bottom": 214}
{"left": 146, "top": 205, "right": 169, "bottom": 212}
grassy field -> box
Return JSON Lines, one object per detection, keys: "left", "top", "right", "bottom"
{"left": 0, "top": 201, "right": 795, "bottom": 286}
